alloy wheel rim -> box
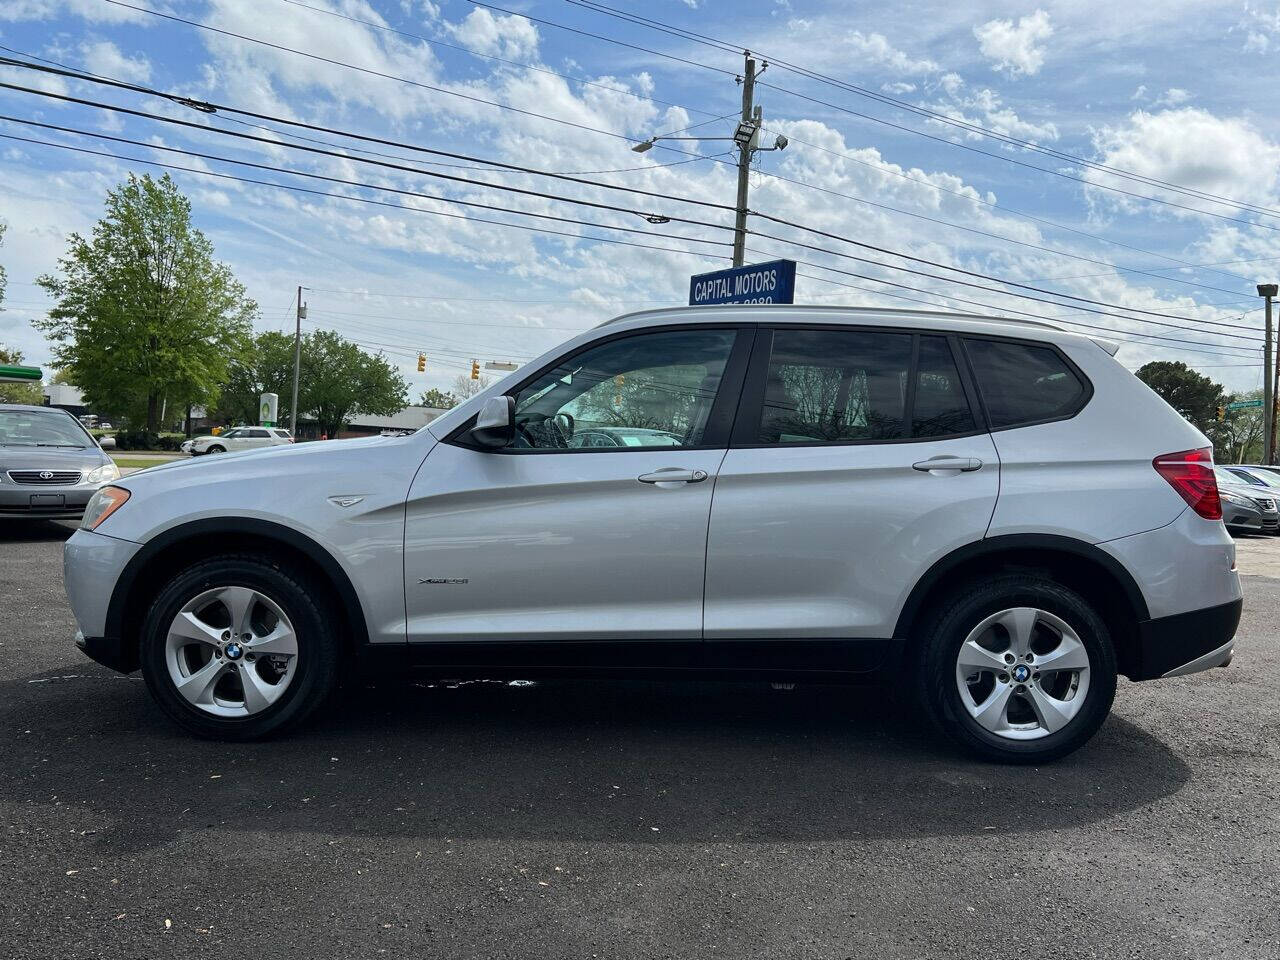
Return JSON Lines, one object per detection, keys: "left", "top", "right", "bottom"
{"left": 954, "top": 606, "right": 1091, "bottom": 741}
{"left": 164, "top": 585, "right": 300, "bottom": 718}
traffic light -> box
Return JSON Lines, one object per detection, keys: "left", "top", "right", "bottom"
{"left": 470, "top": 359, "right": 480, "bottom": 380}
{"left": 1218, "top": 405, "right": 1226, "bottom": 421}
{"left": 417, "top": 353, "right": 426, "bottom": 373}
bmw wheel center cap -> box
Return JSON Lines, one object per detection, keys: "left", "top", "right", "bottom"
{"left": 225, "top": 642, "right": 244, "bottom": 661}
{"left": 1012, "top": 664, "right": 1031, "bottom": 683}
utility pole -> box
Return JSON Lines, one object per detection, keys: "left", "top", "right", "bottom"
{"left": 290, "top": 285, "right": 306, "bottom": 437}
{"left": 732, "top": 53, "right": 758, "bottom": 267}
{"left": 1262, "top": 283, "right": 1279, "bottom": 464}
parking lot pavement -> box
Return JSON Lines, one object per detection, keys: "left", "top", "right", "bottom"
{"left": 1, "top": 522, "right": 1277, "bottom": 960}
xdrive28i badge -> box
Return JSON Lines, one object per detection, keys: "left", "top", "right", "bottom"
{"left": 419, "top": 578, "right": 470, "bottom": 585}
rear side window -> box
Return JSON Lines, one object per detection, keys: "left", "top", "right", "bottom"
{"left": 914, "top": 336, "right": 976, "bottom": 438}
{"left": 963, "top": 338, "right": 1086, "bottom": 429}
{"left": 756, "top": 329, "right": 912, "bottom": 443}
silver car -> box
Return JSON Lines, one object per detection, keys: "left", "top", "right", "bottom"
{"left": 62, "top": 306, "right": 1243, "bottom": 762}
{"left": 0, "top": 404, "right": 119, "bottom": 519}
{"left": 1214, "top": 468, "right": 1278, "bottom": 534}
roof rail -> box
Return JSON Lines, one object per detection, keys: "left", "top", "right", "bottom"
{"left": 595, "top": 303, "right": 1066, "bottom": 332}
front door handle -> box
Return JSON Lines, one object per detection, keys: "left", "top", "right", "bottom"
{"left": 638, "top": 468, "right": 709, "bottom": 485}
{"left": 912, "top": 456, "right": 983, "bottom": 473}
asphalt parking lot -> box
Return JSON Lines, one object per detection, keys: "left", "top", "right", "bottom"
{"left": 1, "top": 522, "right": 1277, "bottom": 960}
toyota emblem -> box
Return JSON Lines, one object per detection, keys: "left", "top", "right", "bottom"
{"left": 39, "top": 470, "right": 54, "bottom": 480}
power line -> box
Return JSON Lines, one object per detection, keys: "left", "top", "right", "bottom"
{"left": 565, "top": 0, "right": 1280, "bottom": 222}
{"left": 6, "top": 46, "right": 1259, "bottom": 311}
{"left": 5, "top": 74, "right": 1261, "bottom": 338}
{"left": 4, "top": 114, "right": 1258, "bottom": 351}
{"left": 0, "top": 131, "right": 734, "bottom": 263}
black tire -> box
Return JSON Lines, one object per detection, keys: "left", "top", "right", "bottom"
{"left": 205, "top": 444, "right": 225, "bottom": 454}
{"left": 140, "top": 555, "right": 340, "bottom": 740}
{"left": 915, "top": 573, "right": 1117, "bottom": 764}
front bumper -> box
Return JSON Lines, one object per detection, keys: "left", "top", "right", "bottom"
{"left": 65, "top": 528, "right": 142, "bottom": 671}
{"left": 1131, "top": 597, "right": 1242, "bottom": 680}
{"left": 0, "top": 482, "right": 98, "bottom": 518}
{"left": 75, "top": 630, "right": 137, "bottom": 674}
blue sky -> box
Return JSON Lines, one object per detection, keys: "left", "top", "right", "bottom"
{"left": 2, "top": 0, "right": 1279, "bottom": 394}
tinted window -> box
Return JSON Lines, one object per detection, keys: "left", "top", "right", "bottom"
{"left": 913, "top": 336, "right": 975, "bottom": 438}
{"left": 964, "top": 339, "right": 1086, "bottom": 429}
{"left": 510, "top": 328, "right": 737, "bottom": 450}
{"left": 247, "top": 429, "right": 270, "bottom": 438}
{"left": 757, "top": 329, "right": 911, "bottom": 443}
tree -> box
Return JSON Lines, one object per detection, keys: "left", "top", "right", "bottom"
{"left": 297, "top": 329, "right": 409, "bottom": 437}
{"left": 212, "top": 331, "right": 296, "bottom": 426}
{"left": 34, "top": 173, "right": 255, "bottom": 430}
{"left": 1216, "top": 388, "right": 1266, "bottom": 464}
{"left": 1135, "top": 361, "right": 1225, "bottom": 436}
{"left": 419, "top": 387, "right": 461, "bottom": 410}
{"left": 451, "top": 373, "right": 491, "bottom": 400}
{"left": 0, "top": 344, "right": 43, "bottom": 405}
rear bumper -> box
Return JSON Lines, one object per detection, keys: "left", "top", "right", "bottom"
{"left": 1131, "top": 598, "right": 1242, "bottom": 680}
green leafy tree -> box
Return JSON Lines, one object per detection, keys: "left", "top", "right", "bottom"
{"left": 34, "top": 173, "right": 255, "bottom": 430}
{"left": 298, "top": 329, "right": 409, "bottom": 437}
{"left": 1216, "top": 388, "right": 1266, "bottom": 464}
{"left": 419, "top": 387, "right": 460, "bottom": 410}
{"left": 213, "top": 331, "right": 296, "bottom": 426}
{"left": 1135, "top": 361, "right": 1226, "bottom": 436}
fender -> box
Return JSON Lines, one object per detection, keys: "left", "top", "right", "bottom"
{"left": 893, "top": 533, "right": 1151, "bottom": 639}
{"left": 105, "top": 516, "right": 371, "bottom": 654}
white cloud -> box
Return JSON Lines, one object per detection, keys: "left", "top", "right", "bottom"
{"left": 80, "top": 40, "right": 152, "bottom": 84}
{"left": 1088, "top": 108, "right": 1280, "bottom": 215}
{"left": 844, "top": 32, "right": 938, "bottom": 76}
{"left": 1154, "top": 87, "right": 1191, "bottom": 107}
{"left": 973, "top": 10, "right": 1054, "bottom": 78}
{"left": 0, "top": 0, "right": 148, "bottom": 22}
{"left": 1131, "top": 84, "right": 1148, "bottom": 100}
{"left": 882, "top": 82, "right": 917, "bottom": 95}
{"left": 442, "top": 8, "right": 540, "bottom": 62}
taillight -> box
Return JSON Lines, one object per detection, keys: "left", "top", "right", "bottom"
{"left": 1153, "top": 447, "right": 1221, "bottom": 520}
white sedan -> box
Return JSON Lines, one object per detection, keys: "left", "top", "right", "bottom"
{"left": 182, "top": 427, "right": 294, "bottom": 455}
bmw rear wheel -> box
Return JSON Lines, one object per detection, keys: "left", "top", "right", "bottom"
{"left": 140, "top": 556, "right": 339, "bottom": 739}
{"left": 917, "top": 574, "right": 1117, "bottom": 763}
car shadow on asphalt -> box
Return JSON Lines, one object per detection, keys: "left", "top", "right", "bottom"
{"left": 0, "top": 669, "right": 1191, "bottom": 852}
{"left": 0, "top": 519, "right": 76, "bottom": 542}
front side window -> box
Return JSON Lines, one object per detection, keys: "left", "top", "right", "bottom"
{"left": 509, "top": 328, "right": 738, "bottom": 450}
{"left": 964, "top": 338, "right": 1086, "bottom": 429}
{"left": 756, "top": 329, "right": 912, "bottom": 443}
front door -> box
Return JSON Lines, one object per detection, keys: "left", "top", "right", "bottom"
{"left": 403, "top": 325, "right": 751, "bottom": 643}
{"left": 704, "top": 326, "right": 999, "bottom": 643}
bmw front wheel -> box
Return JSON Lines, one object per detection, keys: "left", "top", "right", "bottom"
{"left": 140, "top": 556, "right": 340, "bottom": 739}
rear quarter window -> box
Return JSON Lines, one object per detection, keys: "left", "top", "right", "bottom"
{"left": 963, "top": 338, "right": 1088, "bottom": 429}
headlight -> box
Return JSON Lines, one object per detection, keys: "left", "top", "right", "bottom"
{"left": 81, "top": 485, "right": 130, "bottom": 531}
{"left": 84, "top": 461, "right": 120, "bottom": 484}
{"left": 1220, "top": 492, "right": 1252, "bottom": 508}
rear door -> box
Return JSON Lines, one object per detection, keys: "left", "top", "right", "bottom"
{"left": 704, "top": 326, "right": 999, "bottom": 649}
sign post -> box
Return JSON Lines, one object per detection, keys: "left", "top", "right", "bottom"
{"left": 689, "top": 259, "right": 796, "bottom": 307}
{"left": 259, "top": 392, "right": 279, "bottom": 427}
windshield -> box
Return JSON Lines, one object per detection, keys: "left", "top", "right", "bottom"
{"left": 1234, "top": 468, "right": 1280, "bottom": 488}
{"left": 0, "top": 408, "right": 93, "bottom": 448}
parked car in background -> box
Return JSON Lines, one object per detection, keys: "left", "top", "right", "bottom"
{"left": 0, "top": 404, "right": 119, "bottom": 519}
{"left": 1214, "top": 468, "right": 1272, "bottom": 534}
{"left": 64, "top": 306, "right": 1242, "bottom": 763}
{"left": 182, "top": 427, "right": 293, "bottom": 455}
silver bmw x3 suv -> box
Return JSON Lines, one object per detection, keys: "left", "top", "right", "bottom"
{"left": 63, "top": 306, "right": 1242, "bottom": 762}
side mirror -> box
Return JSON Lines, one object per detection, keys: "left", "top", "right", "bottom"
{"left": 470, "top": 395, "right": 516, "bottom": 449}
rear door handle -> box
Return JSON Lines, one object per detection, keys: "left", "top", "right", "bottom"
{"left": 638, "top": 468, "right": 709, "bottom": 485}
{"left": 912, "top": 456, "right": 983, "bottom": 473}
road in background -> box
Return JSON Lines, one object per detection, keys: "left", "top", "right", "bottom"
{"left": 1, "top": 521, "right": 1276, "bottom": 959}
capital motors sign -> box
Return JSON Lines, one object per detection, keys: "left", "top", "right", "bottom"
{"left": 689, "top": 259, "right": 797, "bottom": 306}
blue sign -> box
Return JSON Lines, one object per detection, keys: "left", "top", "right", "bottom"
{"left": 689, "top": 259, "right": 797, "bottom": 306}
